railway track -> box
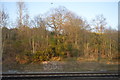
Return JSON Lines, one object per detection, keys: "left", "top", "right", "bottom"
{"left": 2, "top": 71, "right": 119, "bottom": 78}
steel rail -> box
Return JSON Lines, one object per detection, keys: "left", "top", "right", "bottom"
{"left": 2, "top": 71, "right": 119, "bottom": 78}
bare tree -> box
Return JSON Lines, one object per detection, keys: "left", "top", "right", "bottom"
{"left": 17, "top": 1, "right": 26, "bottom": 27}
{"left": 92, "top": 15, "right": 107, "bottom": 61}
{"left": 0, "top": 6, "right": 9, "bottom": 49}
{"left": 0, "top": 7, "right": 9, "bottom": 28}
{"left": 92, "top": 15, "right": 106, "bottom": 33}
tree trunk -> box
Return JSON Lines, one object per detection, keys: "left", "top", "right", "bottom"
{"left": 32, "top": 38, "right": 35, "bottom": 54}
{"left": 0, "top": 28, "right": 2, "bottom": 64}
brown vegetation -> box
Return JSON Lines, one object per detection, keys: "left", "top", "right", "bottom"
{"left": 1, "top": 2, "right": 119, "bottom": 65}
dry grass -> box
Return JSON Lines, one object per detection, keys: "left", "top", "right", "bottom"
{"left": 77, "top": 57, "right": 98, "bottom": 62}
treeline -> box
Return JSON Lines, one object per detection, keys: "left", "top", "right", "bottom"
{"left": 1, "top": 2, "right": 118, "bottom": 64}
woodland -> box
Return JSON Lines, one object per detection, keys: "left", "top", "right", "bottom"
{"left": 1, "top": 2, "right": 119, "bottom": 66}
